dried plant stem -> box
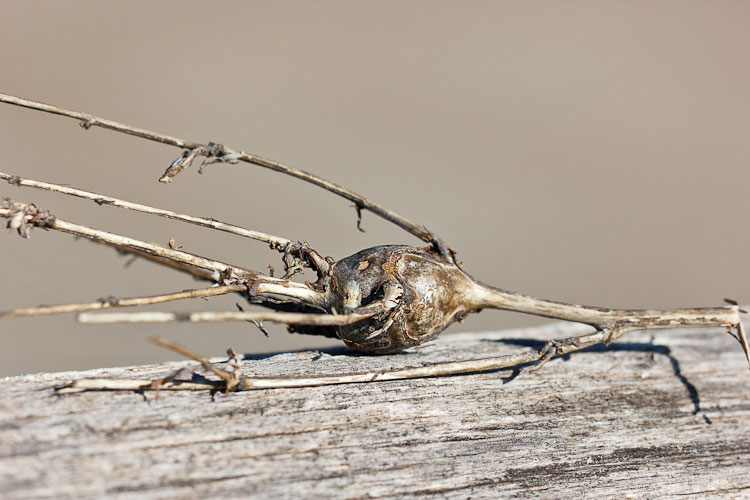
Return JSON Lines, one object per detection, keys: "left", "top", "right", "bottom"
{"left": 76, "top": 296, "right": 750, "bottom": 361}
{"left": 0, "top": 172, "right": 333, "bottom": 281}
{"left": 148, "top": 337, "right": 239, "bottom": 386}
{"left": 5, "top": 196, "right": 745, "bottom": 364}
{"left": 469, "top": 284, "right": 749, "bottom": 363}
{"left": 115, "top": 248, "right": 219, "bottom": 282}
{"left": 474, "top": 284, "right": 745, "bottom": 341}
{"left": 0, "top": 200, "right": 326, "bottom": 308}
{"left": 0, "top": 172, "right": 291, "bottom": 248}
{"left": 73, "top": 269, "right": 748, "bottom": 363}
{"left": 78, "top": 308, "right": 382, "bottom": 326}
{"left": 0, "top": 203, "right": 250, "bottom": 280}
{"left": 55, "top": 328, "right": 615, "bottom": 393}
{"left": 0, "top": 284, "right": 247, "bottom": 319}
{"left": 0, "top": 93, "right": 440, "bottom": 247}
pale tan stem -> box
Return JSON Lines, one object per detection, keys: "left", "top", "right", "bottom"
{"left": 0, "top": 172, "right": 291, "bottom": 248}
{"left": 0, "top": 285, "right": 247, "bottom": 319}
{"left": 471, "top": 284, "right": 612, "bottom": 324}
{"left": 0, "top": 201, "right": 326, "bottom": 308}
{"left": 56, "top": 329, "right": 611, "bottom": 394}
{"left": 77, "top": 291, "right": 397, "bottom": 326}
{"left": 55, "top": 310, "right": 750, "bottom": 394}
{"left": 149, "top": 337, "right": 235, "bottom": 383}
{"left": 57, "top": 378, "right": 221, "bottom": 393}
{"left": 224, "top": 150, "right": 437, "bottom": 244}
{"left": 108, "top": 248, "right": 219, "bottom": 281}
{"left": 0, "top": 93, "right": 439, "bottom": 246}
{"left": 78, "top": 308, "right": 381, "bottom": 326}
{"left": 472, "top": 283, "right": 740, "bottom": 331}
{"left": 470, "top": 282, "right": 749, "bottom": 361}
{"left": 53, "top": 213, "right": 249, "bottom": 279}
{"left": 0, "top": 94, "right": 198, "bottom": 148}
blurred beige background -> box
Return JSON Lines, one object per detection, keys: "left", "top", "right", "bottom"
{"left": 1, "top": 1, "right": 748, "bottom": 376}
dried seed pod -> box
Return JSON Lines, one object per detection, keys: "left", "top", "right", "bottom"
{"left": 304, "top": 246, "right": 483, "bottom": 353}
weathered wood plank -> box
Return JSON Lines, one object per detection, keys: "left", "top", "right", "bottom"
{"left": 1, "top": 322, "right": 748, "bottom": 499}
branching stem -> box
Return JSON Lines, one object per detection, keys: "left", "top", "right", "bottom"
{"left": 0, "top": 203, "right": 251, "bottom": 280}
{"left": 0, "top": 171, "right": 291, "bottom": 248}
{"left": 54, "top": 328, "right": 614, "bottom": 393}
{"left": 77, "top": 308, "right": 382, "bottom": 326}
{"left": 0, "top": 200, "right": 326, "bottom": 308}
{"left": 0, "top": 285, "right": 247, "bottom": 319}
{"left": 0, "top": 93, "right": 440, "bottom": 247}
{"left": 473, "top": 283, "right": 743, "bottom": 339}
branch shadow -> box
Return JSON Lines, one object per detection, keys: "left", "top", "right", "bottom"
{"left": 237, "top": 344, "right": 414, "bottom": 362}
{"left": 489, "top": 337, "right": 707, "bottom": 422}
{"left": 227, "top": 336, "right": 706, "bottom": 422}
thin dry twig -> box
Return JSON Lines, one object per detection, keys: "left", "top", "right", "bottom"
{"left": 1, "top": 199, "right": 250, "bottom": 280}
{"left": 55, "top": 328, "right": 611, "bottom": 393}
{"left": 0, "top": 199, "right": 326, "bottom": 308}
{"left": 0, "top": 171, "right": 331, "bottom": 300}
{"left": 0, "top": 284, "right": 247, "bottom": 319}
{"left": 0, "top": 171, "right": 291, "bottom": 248}
{"left": 78, "top": 308, "right": 384, "bottom": 326}
{"left": 62, "top": 304, "right": 747, "bottom": 393}
{"left": 149, "top": 336, "right": 238, "bottom": 387}
{"left": 0, "top": 93, "right": 442, "bottom": 248}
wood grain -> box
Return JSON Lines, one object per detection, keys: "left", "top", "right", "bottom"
{"left": 1, "top": 322, "right": 748, "bottom": 499}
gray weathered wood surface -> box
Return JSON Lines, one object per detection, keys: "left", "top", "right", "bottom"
{"left": 1, "top": 322, "right": 749, "bottom": 499}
